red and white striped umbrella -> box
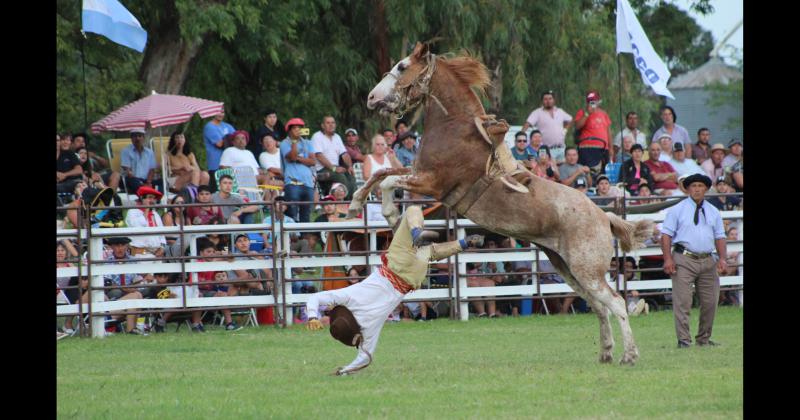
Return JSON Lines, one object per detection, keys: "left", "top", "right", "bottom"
{"left": 90, "top": 92, "right": 224, "bottom": 133}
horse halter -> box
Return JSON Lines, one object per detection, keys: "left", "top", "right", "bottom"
{"left": 386, "top": 54, "right": 447, "bottom": 119}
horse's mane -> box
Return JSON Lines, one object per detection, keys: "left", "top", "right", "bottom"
{"left": 437, "top": 53, "right": 491, "bottom": 97}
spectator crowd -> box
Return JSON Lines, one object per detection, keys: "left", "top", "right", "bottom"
{"left": 56, "top": 94, "right": 742, "bottom": 338}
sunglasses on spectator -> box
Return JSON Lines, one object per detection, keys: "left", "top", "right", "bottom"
{"left": 516, "top": 139, "right": 527, "bottom": 143}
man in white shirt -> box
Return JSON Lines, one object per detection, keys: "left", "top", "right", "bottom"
{"left": 521, "top": 90, "right": 573, "bottom": 164}
{"left": 219, "top": 130, "right": 270, "bottom": 184}
{"left": 668, "top": 143, "right": 704, "bottom": 178}
{"left": 612, "top": 112, "right": 647, "bottom": 162}
{"left": 124, "top": 186, "right": 166, "bottom": 258}
{"left": 311, "top": 116, "right": 357, "bottom": 198}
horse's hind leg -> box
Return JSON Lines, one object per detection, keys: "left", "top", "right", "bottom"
{"left": 542, "top": 248, "right": 615, "bottom": 363}
{"left": 591, "top": 286, "right": 639, "bottom": 365}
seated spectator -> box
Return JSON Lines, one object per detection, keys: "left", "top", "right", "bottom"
{"left": 395, "top": 130, "right": 419, "bottom": 168}
{"left": 612, "top": 111, "right": 648, "bottom": 162}
{"left": 191, "top": 238, "right": 238, "bottom": 331}
{"left": 212, "top": 174, "right": 260, "bottom": 224}
{"left": 638, "top": 224, "right": 666, "bottom": 281}
{"left": 343, "top": 128, "right": 365, "bottom": 163}
{"left": 610, "top": 257, "right": 648, "bottom": 316}
{"left": 258, "top": 134, "right": 283, "bottom": 180}
{"left": 723, "top": 138, "right": 742, "bottom": 170}
{"left": 620, "top": 144, "right": 655, "bottom": 195}
{"left": 75, "top": 144, "right": 121, "bottom": 191}
{"left": 593, "top": 175, "right": 627, "bottom": 207}
{"left": 510, "top": 131, "right": 537, "bottom": 170}
{"left": 167, "top": 131, "right": 210, "bottom": 192}
{"left": 219, "top": 130, "right": 271, "bottom": 185}
{"left": 124, "top": 186, "right": 167, "bottom": 259}
{"left": 280, "top": 118, "right": 316, "bottom": 223}
{"left": 531, "top": 145, "right": 560, "bottom": 182}
{"left": 57, "top": 134, "right": 84, "bottom": 193}
{"left": 187, "top": 185, "right": 225, "bottom": 225}
{"left": 667, "top": 142, "right": 704, "bottom": 178}
{"left": 529, "top": 129, "right": 544, "bottom": 156}
{"left": 362, "top": 134, "right": 403, "bottom": 180}
{"left": 643, "top": 142, "right": 680, "bottom": 196}
{"left": 102, "top": 237, "right": 148, "bottom": 335}
{"left": 161, "top": 194, "right": 191, "bottom": 260}
{"left": 312, "top": 116, "right": 358, "bottom": 199}
{"left": 330, "top": 183, "right": 351, "bottom": 216}
{"left": 630, "top": 182, "right": 657, "bottom": 205}
{"left": 708, "top": 177, "right": 741, "bottom": 211}
{"left": 617, "top": 135, "right": 635, "bottom": 163}
{"left": 57, "top": 240, "right": 81, "bottom": 335}
{"left": 559, "top": 146, "right": 592, "bottom": 188}
{"left": 730, "top": 152, "right": 743, "bottom": 192}
{"left": 700, "top": 143, "right": 727, "bottom": 187}
{"left": 468, "top": 243, "right": 503, "bottom": 318}
{"left": 656, "top": 134, "right": 674, "bottom": 162}
{"left": 120, "top": 128, "right": 163, "bottom": 194}
{"left": 314, "top": 195, "right": 346, "bottom": 223}
{"left": 574, "top": 177, "right": 593, "bottom": 196}
{"left": 228, "top": 234, "right": 270, "bottom": 295}
{"left": 719, "top": 225, "right": 741, "bottom": 307}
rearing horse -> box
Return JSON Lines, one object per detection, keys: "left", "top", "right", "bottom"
{"left": 351, "top": 43, "right": 653, "bottom": 365}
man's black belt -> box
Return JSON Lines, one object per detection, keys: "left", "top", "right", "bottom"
{"left": 673, "top": 244, "right": 712, "bottom": 259}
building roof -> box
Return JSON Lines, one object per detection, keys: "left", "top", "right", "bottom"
{"left": 668, "top": 57, "right": 742, "bottom": 90}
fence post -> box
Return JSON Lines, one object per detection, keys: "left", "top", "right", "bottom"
{"left": 281, "top": 227, "right": 294, "bottom": 326}
{"left": 89, "top": 236, "right": 105, "bottom": 338}
{"left": 456, "top": 227, "right": 469, "bottom": 321}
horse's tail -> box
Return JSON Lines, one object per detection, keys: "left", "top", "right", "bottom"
{"left": 606, "top": 212, "right": 654, "bottom": 253}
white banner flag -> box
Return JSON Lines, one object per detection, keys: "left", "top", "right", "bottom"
{"left": 616, "top": 0, "right": 674, "bottom": 99}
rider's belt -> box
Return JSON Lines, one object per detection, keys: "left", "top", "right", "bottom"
{"left": 673, "top": 244, "right": 711, "bottom": 259}
{"left": 379, "top": 253, "right": 415, "bottom": 294}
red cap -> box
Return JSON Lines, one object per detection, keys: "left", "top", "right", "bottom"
{"left": 586, "top": 91, "right": 601, "bottom": 103}
{"left": 136, "top": 186, "right": 163, "bottom": 199}
{"left": 232, "top": 130, "right": 250, "bottom": 144}
{"left": 321, "top": 194, "right": 336, "bottom": 202}
{"left": 284, "top": 118, "right": 306, "bottom": 133}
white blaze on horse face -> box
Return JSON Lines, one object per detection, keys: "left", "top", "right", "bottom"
{"left": 367, "top": 56, "right": 413, "bottom": 112}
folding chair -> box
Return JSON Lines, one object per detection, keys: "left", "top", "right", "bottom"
{"left": 215, "top": 308, "right": 258, "bottom": 327}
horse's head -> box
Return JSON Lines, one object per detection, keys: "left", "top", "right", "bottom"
{"left": 368, "top": 42, "right": 435, "bottom": 116}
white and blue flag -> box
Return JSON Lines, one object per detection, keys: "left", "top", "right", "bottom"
{"left": 82, "top": 0, "right": 147, "bottom": 53}
{"left": 616, "top": 0, "right": 674, "bottom": 99}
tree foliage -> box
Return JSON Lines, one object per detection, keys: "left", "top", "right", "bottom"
{"left": 56, "top": 0, "right": 719, "bottom": 166}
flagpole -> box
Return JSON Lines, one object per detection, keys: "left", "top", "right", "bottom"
{"left": 616, "top": 54, "right": 627, "bottom": 221}
{"left": 81, "top": 30, "right": 88, "bottom": 131}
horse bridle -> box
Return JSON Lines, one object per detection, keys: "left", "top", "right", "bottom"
{"left": 384, "top": 53, "right": 448, "bottom": 120}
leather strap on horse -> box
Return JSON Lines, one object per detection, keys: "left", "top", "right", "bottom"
{"left": 441, "top": 174, "right": 495, "bottom": 216}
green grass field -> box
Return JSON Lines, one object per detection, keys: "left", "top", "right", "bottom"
{"left": 57, "top": 307, "right": 742, "bottom": 419}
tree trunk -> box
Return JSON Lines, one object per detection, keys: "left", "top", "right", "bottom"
{"left": 138, "top": 24, "right": 205, "bottom": 95}
{"left": 486, "top": 60, "right": 503, "bottom": 115}
{"left": 370, "top": 0, "right": 391, "bottom": 75}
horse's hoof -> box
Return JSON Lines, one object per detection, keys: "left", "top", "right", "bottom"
{"left": 599, "top": 353, "right": 613, "bottom": 364}
{"left": 619, "top": 353, "right": 638, "bottom": 365}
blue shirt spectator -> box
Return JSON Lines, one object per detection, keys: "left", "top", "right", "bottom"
{"left": 280, "top": 138, "right": 316, "bottom": 188}
{"left": 120, "top": 144, "right": 157, "bottom": 179}
{"left": 203, "top": 116, "right": 236, "bottom": 171}
{"left": 661, "top": 197, "right": 725, "bottom": 254}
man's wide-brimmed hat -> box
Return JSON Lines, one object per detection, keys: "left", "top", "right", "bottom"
{"left": 328, "top": 305, "right": 363, "bottom": 348}
{"left": 682, "top": 173, "right": 712, "bottom": 189}
{"left": 709, "top": 143, "right": 728, "bottom": 153}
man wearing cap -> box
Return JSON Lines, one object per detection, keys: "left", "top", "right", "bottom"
{"left": 120, "top": 129, "right": 162, "bottom": 194}
{"left": 574, "top": 91, "right": 612, "bottom": 173}
{"left": 219, "top": 130, "right": 271, "bottom": 184}
{"left": 657, "top": 134, "right": 675, "bottom": 162}
{"left": 311, "top": 116, "right": 357, "bottom": 199}
{"left": 612, "top": 112, "right": 648, "bottom": 162}
{"left": 343, "top": 128, "right": 365, "bottom": 163}
{"left": 707, "top": 177, "right": 741, "bottom": 211}
{"left": 661, "top": 173, "right": 727, "bottom": 348}
{"left": 103, "top": 237, "right": 148, "bottom": 335}
{"left": 722, "top": 139, "right": 742, "bottom": 170}
{"left": 395, "top": 130, "right": 419, "bottom": 168}
{"left": 667, "top": 142, "right": 704, "bottom": 178}
{"left": 522, "top": 90, "right": 573, "bottom": 164}
{"left": 124, "top": 186, "right": 167, "bottom": 258}
{"left": 280, "top": 118, "right": 317, "bottom": 223}
{"left": 305, "top": 204, "right": 484, "bottom": 375}
{"left": 700, "top": 143, "right": 728, "bottom": 188}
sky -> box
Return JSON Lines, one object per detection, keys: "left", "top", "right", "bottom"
{"left": 672, "top": 0, "right": 743, "bottom": 65}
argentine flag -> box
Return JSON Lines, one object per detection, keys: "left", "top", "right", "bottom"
{"left": 82, "top": 0, "right": 147, "bottom": 53}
